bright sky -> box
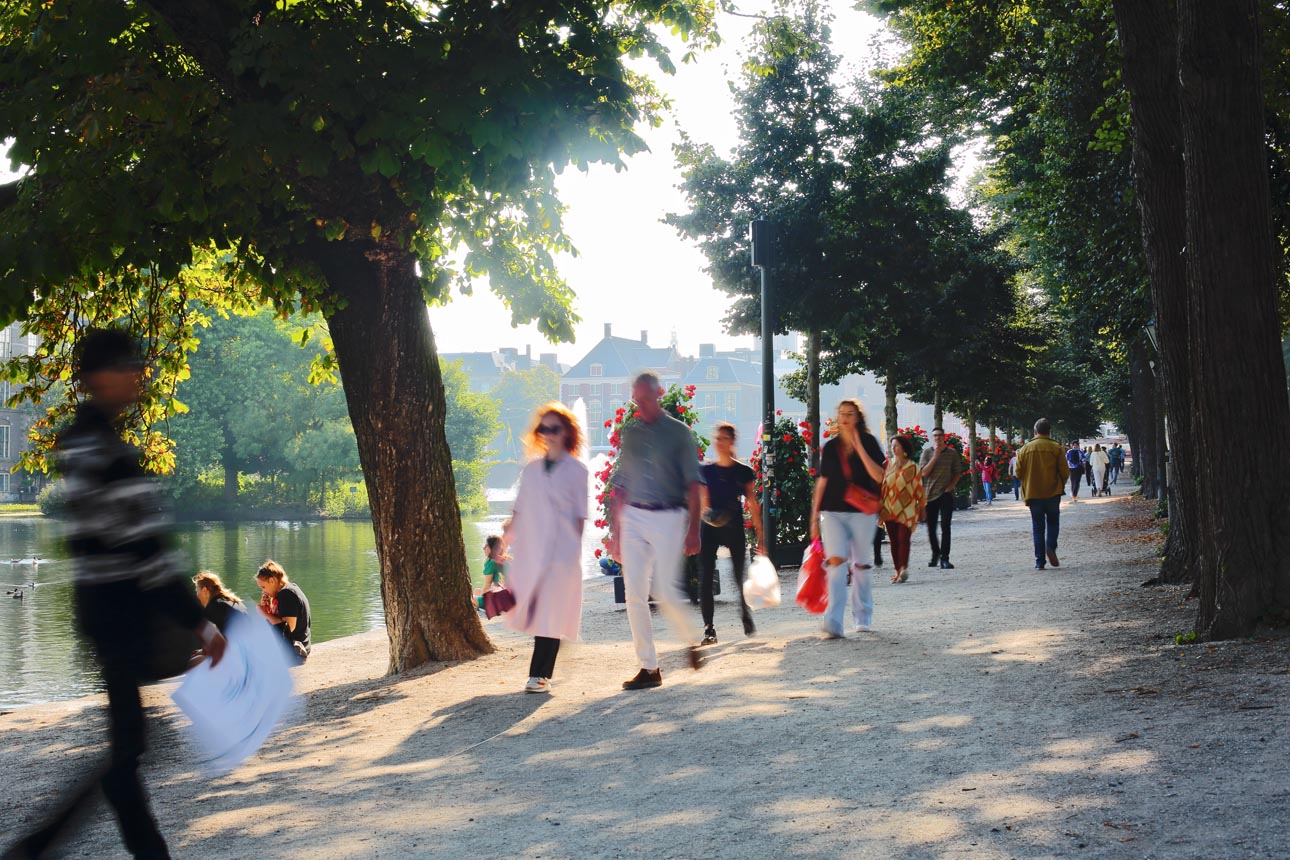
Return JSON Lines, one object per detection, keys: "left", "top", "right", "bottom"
{"left": 430, "top": 2, "right": 887, "bottom": 363}
{"left": 1, "top": 3, "right": 887, "bottom": 366}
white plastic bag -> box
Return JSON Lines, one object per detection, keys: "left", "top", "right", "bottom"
{"left": 743, "top": 555, "right": 782, "bottom": 610}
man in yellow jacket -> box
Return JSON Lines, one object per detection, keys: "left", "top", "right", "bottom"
{"left": 1015, "top": 418, "right": 1071, "bottom": 570}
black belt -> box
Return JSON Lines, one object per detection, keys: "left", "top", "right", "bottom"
{"left": 629, "top": 502, "right": 685, "bottom": 511}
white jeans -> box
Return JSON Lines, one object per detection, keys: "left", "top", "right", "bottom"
{"left": 818, "top": 510, "right": 879, "bottom": 635}
{"left": 620, "top": 505, "right": 700, "bottom": 670}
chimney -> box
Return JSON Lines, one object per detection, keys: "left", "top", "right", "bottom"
{"left": 640, "top": 330, "right": 649, "bottom": 344}
{"left": 700, "top": 343, "right": 715, "bottom": 358}
{"left": 604, "top": 323, "right": 612, "bottom": 339}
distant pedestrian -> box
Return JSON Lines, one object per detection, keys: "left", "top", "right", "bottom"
{"left": 1009, "top": 451, "right": 1021, "bottom": 500}
{"left": 698, "top": 422, "right": 766, "bottom": 645}
{"left": 255, "top": 561, "right": 311, "bottom": 664}
{"left": 1065, "top": 442, "right": 1084, "bottom": 502}
{"left": 1108, "top": 443, "right": 1125, "bottom": 485}
{"left": 1089, "top": 445, "right": 1111, "bottom": 497}
{"left": 880, "top": 435, "right": 926, "bottom": 584}
{"left": 3, "top": 328, "right": 226, "bottom": 860}
{"left": 503, "top": 402, "right": 589, "bottom": 694}
{"left": 980, "top": 456, "right": 997, "bottom": 505}
{"left": 1016, "top": 418, "right": 1070, "bottom": 570}
{"left": 918, "top": 427, "right": 966, "bottom": 569}
{"left": 809, "top": 399, "right": 887, "bottom": 637}
{"left": 1083, "top": 446, "right": 1094, "bottom": 489}
{"left": 607, "top": 371, "right": 704, "bottom": 690}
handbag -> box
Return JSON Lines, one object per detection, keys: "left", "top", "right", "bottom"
{"left": 796, "top": 540, "right": 828, "bottom": 614}
{"left": 482, "top": 586, "right": 516, "bottom": 619}
{"left": 837, "top": 443, "right": 881, "bottom": 515}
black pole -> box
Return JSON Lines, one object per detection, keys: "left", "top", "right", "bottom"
{"left": 750, "top": 220, "right": 774, "bottom": 559}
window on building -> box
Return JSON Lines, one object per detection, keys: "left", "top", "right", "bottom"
{"left": 705, "top": 365, "right": 720, "bottom": 380}
{"left": 589, "top": 363, "right": 603, "bottom": 377}
{"left": 0, "top": 472, "right": 8, "bottom": 493}
{"left": 0, "top": 425, "right": 10, "bottom": 460}
{"left": 726, "top": 393, "right": 738, "bottom": 414}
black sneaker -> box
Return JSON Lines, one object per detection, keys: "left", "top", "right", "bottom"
{"left": 939, "top": 559, "right": 955, "bottom": 570}
{"left": 701, "top": 627, "right": 718, "bottom": 646}
{"left": 622, "top": 668, "right": 663, "bottom": 690}
{"left": 928, "top": 557, "right": 940, "bottom": 568}
{"left": 1034, "top": 562, "right": 1046, "bottom": 570}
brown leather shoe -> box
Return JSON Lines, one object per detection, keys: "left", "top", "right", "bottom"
{"left": 1046, "top": 549, "right": 1060, "bottom": 568}
{"left": 622, "top": 668, "right": 663, "bottom": 690}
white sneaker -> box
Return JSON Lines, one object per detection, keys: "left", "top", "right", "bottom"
{"left": 820, "top": 626, "right": 846, "bottom": 640}
{"left": 524, "top": 677, "right": 551, "bottom": 694}
{"left": 854, "top": 625, "right": 873, "bottom": 633}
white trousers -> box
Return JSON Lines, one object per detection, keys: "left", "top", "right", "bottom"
{"left": 620, "top": 506, "right": 700, "bottom": 670}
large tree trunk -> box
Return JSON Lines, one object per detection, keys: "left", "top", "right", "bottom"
{"left": 1177, "top": 0, "right": 1290, "bottom": 637}
{"left": 933, "top": 385, "right": 943, "bottom": 429}
{"left": 1129, "top": 344, "right": 1159, "bottom": 499}
{"left": 884, "top": 371, "right": 898, "bottom": 442}
{"left": 318, "top": 242, "right": 494, "bottom": 671}
{"left": 806, "top": 330, "right": 821, "bottom": 473}
{"left": 966, "top": 405, "right": 978, "bottom": 506}
{"left": 1113, "top": 0, "right": 1199, "bottom": 584}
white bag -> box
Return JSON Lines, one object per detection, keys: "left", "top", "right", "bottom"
{"left": 743, "top": 555, "right": 782, "bottom": 610}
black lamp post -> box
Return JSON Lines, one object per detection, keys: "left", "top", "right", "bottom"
{"left": 750, "top": 219, "right": 774, "bottom": 559}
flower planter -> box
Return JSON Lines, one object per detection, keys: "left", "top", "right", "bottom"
{"left": 772, "top": 540, "right": 809, "bottom": 569}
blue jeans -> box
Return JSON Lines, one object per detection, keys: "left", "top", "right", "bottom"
{"left": 982, "top": 481, "right": 993, "bottom": 502}
{"left": 1028, "top": 495, "right": 1061, "bottom": 566}
{"left": 1012, "top": 477, "right": 1021, "bottom": 499}
{"left": 818, "top": 510, "right": 879, "bottom": 634}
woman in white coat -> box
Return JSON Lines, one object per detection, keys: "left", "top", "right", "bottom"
{"left": 503, "top": 402, "right": 589, "bottom": 694}
{"left": 1088, "top": 444, "right": 1111, "bottom": 496}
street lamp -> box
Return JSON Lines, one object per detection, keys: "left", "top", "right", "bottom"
{"left": 750, "top": 219, "right": 774, "bottom": 560}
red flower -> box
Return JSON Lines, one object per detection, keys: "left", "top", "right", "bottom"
{"left": 604, "top": 419, "right": 612, "bottom": 428}
{"left": 822, "top": 430, "right": 830, "bottom": 438}
{"left": 782, "top": 433, "right": 791, "bottom": 442}
{"left": 808, "top": 467, "right": 816, "bottom": 476}
{"left": 677, "top": 405, "right": 687, "bottom": 414}
{"left": 632, "top": 411, "right": 641, "bottom": 419}
{"left": 776, "top": 410, "right": 782, "bottom": 416}
{"left": 594, "top": 549, "right": 603, "bottom": 558}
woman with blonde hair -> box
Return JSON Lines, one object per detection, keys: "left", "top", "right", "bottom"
{"left": 255, "top": 560, "right": 312, "bottom": 663}
{"left": 193, "top": 571, "right": 247, "bottom": 632}
{"left": 503, "top": 402, "right": 589, "bottom": 693}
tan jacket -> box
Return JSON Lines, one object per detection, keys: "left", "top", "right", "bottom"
{"left": 1016, "top": 436, "right": 1070, "bottom": 502}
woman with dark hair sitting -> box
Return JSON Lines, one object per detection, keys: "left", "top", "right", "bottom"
{"left": 255, "top": 560, "right": 311, "bottom": 663}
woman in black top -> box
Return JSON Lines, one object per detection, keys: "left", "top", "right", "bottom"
{"left": 808, "top": 399, "right": 886, "bottom": 638}
{"left": 255, "top": 560, "right": 312, "bottom": 663}
{"left": 193, "top": 570, "right": 247, "bottom": 633}
{"left": 698, "top": 422, "right": 767, "bottom": 645}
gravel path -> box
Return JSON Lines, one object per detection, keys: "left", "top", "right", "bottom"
{"left": 2, "top": 492, "right": 1287, "bottom": 859}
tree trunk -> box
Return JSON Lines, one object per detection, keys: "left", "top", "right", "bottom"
{"left": 1178, "top": 0, "right": 1290, "bottom": 637}
{"left": 1129, "top": 344, "right": 1159, "bottom": 499}
{"left": 1154, "top": 369, "right": 1168, "bottom": 501}
{"left": 966, "top": 405, "right": 978, "bottom": 506}
{"left": 988, "top": 422, "right": 997, "bottom": 447}
{"left": 807, "top": 330, "right": 821, "bottom": 473}
{"left": 933, "top": 385, "right": 943, "bottom": 429}
{"left": 1113, "top": 0, "right": 1199, "bottom": 584}
{"left": 884, "top": 371, "right": 898, "bottom": 442}
{"left": 317, "top": 241, "right": 494, "bottom": 672}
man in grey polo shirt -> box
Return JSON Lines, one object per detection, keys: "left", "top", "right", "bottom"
{"left": 608, "top": 370, "right": 704, "bottom": 690}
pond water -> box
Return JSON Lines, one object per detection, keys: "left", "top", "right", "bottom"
{"left": 0, "top": 476, "right": 610, "bottom": 709}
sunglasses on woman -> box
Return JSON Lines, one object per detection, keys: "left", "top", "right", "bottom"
{"left": 535, "top": 423, "right": 564, "bottom": 435}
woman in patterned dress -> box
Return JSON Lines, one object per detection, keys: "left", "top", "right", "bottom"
{"left": 881, "top": 435, "right": 927, "bottom": 584}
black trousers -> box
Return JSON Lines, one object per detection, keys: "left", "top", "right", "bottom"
{"left": 11, "top": 581, "right": 175, "bottom": 859}
{"left": 529, "top": 636, "right": 560, "bottom": 679}
{"left": 925, "top": 492, "right": 955, "bottom": 561}
{"left": 700, "top": 521, "right": 750, "bottom": 629}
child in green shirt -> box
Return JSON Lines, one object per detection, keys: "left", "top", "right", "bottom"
{"left": 476, "top": 534, "right": 506, "bottom": 610}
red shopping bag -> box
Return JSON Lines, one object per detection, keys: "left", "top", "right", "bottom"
{"left": 796, "top": 540, "right": 828, "bottom": 614}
